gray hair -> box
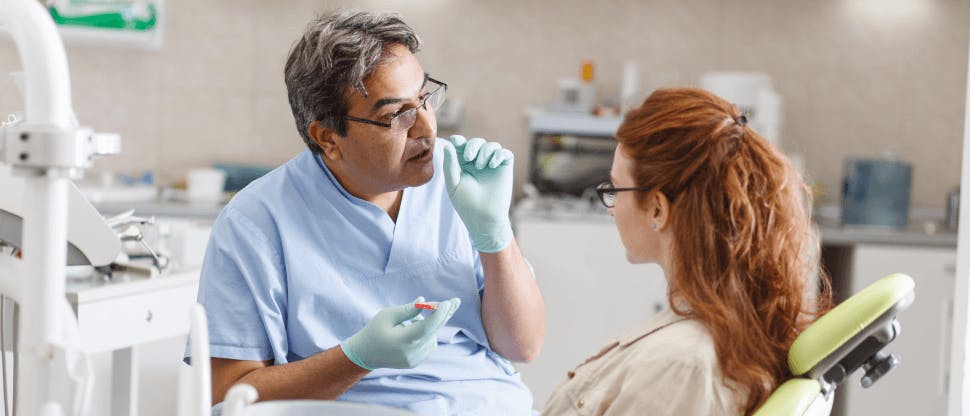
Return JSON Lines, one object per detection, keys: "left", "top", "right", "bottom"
{"left": 284, "top": 10, "right": 421, "bottom": 153}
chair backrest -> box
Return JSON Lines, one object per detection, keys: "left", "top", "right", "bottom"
{"left": 753, "top": 273, "right": 916, "bottom": 416}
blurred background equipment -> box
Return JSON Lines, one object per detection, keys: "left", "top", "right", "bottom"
{"left": 526, "top": 109, "right": 619, "bottom": 199}
{"left": 841, "top": 157, "right": 913, "bottom": 229}
{"left": 700, "top": 71, "right": 783, "bottom": 147}
{"left": 946, "top": 186, "right": 960, "bottom": 231}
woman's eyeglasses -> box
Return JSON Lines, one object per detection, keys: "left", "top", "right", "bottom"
{"left": 595, "top": 181, "right": 652, "bottom": 208}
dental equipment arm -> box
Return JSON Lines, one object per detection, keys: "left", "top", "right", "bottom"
{"left": 0, "top": 167, "right": 121, "bottom": 268}
{"left": 0, "top": 0, "right": 120, "bottom": 414}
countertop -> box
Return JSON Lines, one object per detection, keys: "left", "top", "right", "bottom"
{"left": 513, "top": 204, "right": 958, "bottom": 248}
{"left": 814, "top": 219, "right": 957, "bottom": 248}
{"left": 102, "top": 197, "right": 957, "bottom": 248}
{"left": 66, "top": 267, "right": 200, "bottom": 303}
{"left": 94, "top": 199, "right": 225, "bottom": 219}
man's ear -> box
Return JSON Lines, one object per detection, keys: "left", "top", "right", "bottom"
{"left": 308, "top": 120, "right": 341, "bottom": 161}
{"left": 650, "top": 191, "right": 671, "bottom": 231}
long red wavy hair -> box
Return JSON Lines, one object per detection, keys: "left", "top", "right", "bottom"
{"left": 614, "top": 88, "right": 832, "bottom": 414}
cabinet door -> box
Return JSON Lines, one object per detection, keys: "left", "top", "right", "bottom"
{"left": 514, "top": 218, "right": 668, "bottom": 407}
{"left": 842, "top": 244, "right": 956, "bottom": 416}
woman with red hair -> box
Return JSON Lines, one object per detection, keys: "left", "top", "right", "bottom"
{"left": 541, "top": 88, "right": 832, "bottom": 415}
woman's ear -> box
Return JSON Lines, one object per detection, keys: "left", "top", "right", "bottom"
{"left": 649, "top": 191, "right": 671, "bottom": 231}
{"left": 309, "top": 120, "right": 341, "bottom": 160}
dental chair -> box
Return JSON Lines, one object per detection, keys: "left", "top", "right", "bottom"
{"left": 753, "top": 273, "right": 916, "bottom": 416}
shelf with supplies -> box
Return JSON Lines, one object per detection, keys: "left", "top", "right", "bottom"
{"left": 527, "top": 108, "right": 623, "bottom": 137}
{"left": 526, "top": 108, "right": 621, "bottom": 197}
{"left": 0, "top": 0, "right": 165, "bottom": 50}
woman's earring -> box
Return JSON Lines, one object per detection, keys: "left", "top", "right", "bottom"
{"left": 651, "top": 223, "right": 658, "bottom": 230}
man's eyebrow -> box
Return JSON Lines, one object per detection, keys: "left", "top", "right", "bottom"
{"left": 369, "top": 77, "right": 429, "bottom": 113}
{"left": 371, "top": 98, "right": 406, "bottom": 112}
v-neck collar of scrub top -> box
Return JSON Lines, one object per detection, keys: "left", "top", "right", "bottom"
{"left": 309, "top": 151, "right": 426, "bottom": 273}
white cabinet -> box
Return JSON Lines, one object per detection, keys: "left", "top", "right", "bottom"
{"left": 514, "top": 216, "right": 668, "bottom": 407}
{"left": 840, "top": 244, "right": 956, "bottom": 416}
{"left": 69, "top": 271, "right": 199, "bottom": 354}
{"left": 67, "top": 270, "right": 200, "bottom": 416}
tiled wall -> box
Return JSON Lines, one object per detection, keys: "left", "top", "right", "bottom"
{"left": 0, "top": 0, "right": 966, "bottom": 208}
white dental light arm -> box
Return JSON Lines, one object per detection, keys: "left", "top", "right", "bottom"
{"left": 2, "top": 0, "right": 80, "bottom": 414}
{"left": 0, "top": 0, "right": 117, "bottom": 415}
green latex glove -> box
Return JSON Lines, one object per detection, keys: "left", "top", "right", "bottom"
{"left": 441, "top": 135, "right": 515, "bottom": 253}
{"left": 340, "top": 297, "right": 460, "bottom": 370}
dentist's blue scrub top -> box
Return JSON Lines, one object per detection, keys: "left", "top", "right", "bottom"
{"left": 189, "top": 140, "right": 533, "bottom": 415}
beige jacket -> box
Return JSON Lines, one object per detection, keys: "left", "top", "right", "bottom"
{"left": 541, "top": 309, "right": 744, "bottom": 415}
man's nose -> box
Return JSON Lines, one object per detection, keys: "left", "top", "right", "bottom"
{"left": 409, "top": 106, "right": 436, "bottom": 138}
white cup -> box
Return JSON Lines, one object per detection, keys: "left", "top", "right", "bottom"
{"left": 186, "top": 168, "right": 226, "bottom": 204}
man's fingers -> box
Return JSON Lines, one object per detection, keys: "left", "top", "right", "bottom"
{"left": 448, "top": 134, "right": 468, "bottom": 153}
{"left": 489, "top": 147, "right": 512, "bottom": 168}
{"left": 499, "top": 149, "right": 514, "bottom": 166}
{"left": 462, "top": 138, "right": 486, "bottom": 162}
{"left": 441, "top": 141, "right": 462, "bottom": 193}
{"left": 381, "top": 296, "right": 426, "bottom": 325}
{"left": 476, "top": 142, "right": 502, "bottom": 170}
{"left": 405, "top": 298, "right": 460, "bottom": 341}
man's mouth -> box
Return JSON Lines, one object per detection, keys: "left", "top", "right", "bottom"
{"left": 409, "top": 147, "right": 432, "bottom": 161}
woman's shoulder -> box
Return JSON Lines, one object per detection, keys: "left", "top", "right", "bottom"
{"left": 622, "top": 310, "right": 720, "bottom": 371}
{"left": 616, "top": 312, "right": 743, "bottom": 413}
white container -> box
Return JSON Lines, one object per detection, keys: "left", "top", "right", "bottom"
{"left": 186, "top": 168, "right": 225, "bottom": 204}
{"left": 620, "top": 61, "right": 640, "bottom": 111}
{"left": 553, "top": 78, "right": 596, "bottom": 113}
{"left": 162, "top": 218, "right": 212, "bottom": 270}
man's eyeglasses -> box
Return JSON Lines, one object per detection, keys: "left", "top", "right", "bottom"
{"left": 344, "top": 76, "right": 447, "bottom": 131}
{"left": 595, "top": 181, "right": 652, "bottom": 208}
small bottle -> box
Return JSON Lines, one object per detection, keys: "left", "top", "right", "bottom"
{"left": 581, "top": 60, "right": 595, "bottom": 83}
{"left": 578, "top": 60, "right": 597, "bottom": 114}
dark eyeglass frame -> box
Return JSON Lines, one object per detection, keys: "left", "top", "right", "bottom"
{"left": 596, "top": 181, "right": 652, "bottom": 208}
{"left": 343, "top": 75, "right": 448, "bottom": 131}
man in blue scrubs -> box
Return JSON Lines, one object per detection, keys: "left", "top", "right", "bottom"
{"left": 189, "top": 10, "right": 545, "bottom": 415}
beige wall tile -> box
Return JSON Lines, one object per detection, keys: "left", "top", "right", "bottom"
{"left": 72, "top": 87, "right": 162, "bottom": 176}
{"left": 0, "top": 0, "right": 966, "bottom": 208}
{"left": 251, "top": 92, "right": 306, "bottom": 166}
{"left": 155, "top": 91, "right": 258, "bottom": 182}
{"left": 155, "top": 0, "right": 257, "bottom": 93}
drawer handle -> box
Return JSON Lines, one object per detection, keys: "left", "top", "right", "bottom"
{"left": 146, "top": 310, "right": 153, "bottom": 322}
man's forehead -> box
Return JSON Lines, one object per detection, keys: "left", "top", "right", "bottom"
{"left": 362, "top": 48, "right": 423, "bottom": 91}
{"left": 365, "top": 68, "right": 425, "bottom": 97}
{"left": 346, "top": 61, "right": 425, "bottom": 110}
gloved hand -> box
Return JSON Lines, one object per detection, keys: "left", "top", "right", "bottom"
{"left": 340, "top": 297, "right": 460, "bottom": 370}
{"left": 441, "top": 135, "right": 515, "bottom": 253}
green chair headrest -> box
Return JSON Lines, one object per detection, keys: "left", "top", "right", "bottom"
{"left": 788, "top": 273, "right": 915, "bottom": 376}
{"left": 752, "top": 379, "right": 822, "bottom": 416}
